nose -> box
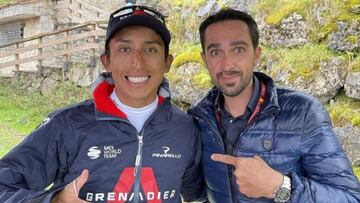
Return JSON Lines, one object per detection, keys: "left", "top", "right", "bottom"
{"left": 219, "top": 52, "right": 235, "bottom": 71}
{"left": 130, "top": 49, "right": 144, "bottom": 69}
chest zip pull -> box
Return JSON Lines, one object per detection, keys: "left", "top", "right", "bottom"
{"left": 133, "top": 133, "right": 144, "bottom": 203}
{"left": 134, "top": 135, "right": 144, "bottom": 176}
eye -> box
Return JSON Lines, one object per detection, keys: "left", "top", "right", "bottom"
{"left": 210, "top": 49, "right": 221, "bottom": 57}
{"left": 118, "top": 47, "right": 130, "bottom": 53}
{"left": 145, "top": 47, "right": 157, "bottom": 54}
{"left": 234, "top": 47, "right": 245, "bottom": 53}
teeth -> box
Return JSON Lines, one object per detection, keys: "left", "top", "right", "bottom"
{"left": 127, "top": 76, "right": 149, "bottom": 83}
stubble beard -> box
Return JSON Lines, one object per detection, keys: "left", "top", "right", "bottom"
{"left": 215, "top": 70, "right": 252, "bottom": 97}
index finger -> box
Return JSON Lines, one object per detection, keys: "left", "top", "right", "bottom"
{"left": 211, "top": 153, "right": 237, "bottom": 166}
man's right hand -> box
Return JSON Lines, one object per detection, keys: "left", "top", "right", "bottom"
{"left": 51, "top": 169, "right": 90, "bottom": 203}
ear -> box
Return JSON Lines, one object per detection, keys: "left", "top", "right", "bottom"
{"left": 100, "top": 53, "right": 111, "bottom": 72}
{"left": 254, "top": 47, "right": 261, "bottom": 65}
{"left": 164, "top": 54, "right": 173, "bottom": 73}
{"left": 201, "top": 52, "right": 208, "bottom": 69}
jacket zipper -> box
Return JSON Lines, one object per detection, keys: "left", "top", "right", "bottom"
{"left": 133, "top": 131, "right": 144, "bottom": 203}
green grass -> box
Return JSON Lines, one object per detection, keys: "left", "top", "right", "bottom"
{"left": 172, "top": 44, "right": 203, "bottom": 68}
{"left": 262, "top": 44, "right": 336, "bottom": 83}
{"left": 0, "top": 80, "right": 90, "bottom": 134}
{"left": 0, "top": 124, "right": 24, "bottom": 158}
{"left": 0, "top": 80, "right": 90, "bottom": 158}
{"left": 354, "top": 167, "right": 360, "bottom": 180}
{"left": 351, "top": 56, "right": 360, "bottom": 72}
{"left": 0, "top": 0, "right": 14, "bottom": 6}
{"left": 326, "top": 91, "right": 360, "bottom": 127}
{"left": 252, "top": 0, "right": 360, "bottom": 43}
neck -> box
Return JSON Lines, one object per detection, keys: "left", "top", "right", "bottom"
{"left": 223, "top": 79, "right": 254, "bottom": 118}
{"left": 114, "top": 89, "right": 157, "bottom": 108}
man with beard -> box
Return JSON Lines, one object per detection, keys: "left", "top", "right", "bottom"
{"left": 188, "top": 8, "right": 360, "bottom": 203}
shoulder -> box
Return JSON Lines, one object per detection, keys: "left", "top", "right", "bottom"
{"left": 171, "top": 104, "right": 196, "bottom": 125}
{"left": 37, "top": 99, "right": 95, "bottom": 129}
{"left": 275, "top": 86, "right": 321, "bottom": 111}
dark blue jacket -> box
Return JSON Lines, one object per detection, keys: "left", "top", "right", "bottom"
{"left": 188, "top": 72, "right": 360, "bottom": 203}
{"left": 0, "top": 73, "right": 205, "bottom": 203}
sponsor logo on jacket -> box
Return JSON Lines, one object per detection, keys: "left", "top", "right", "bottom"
{"left": 87, "top": 145, "right": 122, "bottom": 159}
{"left": 86, "top": 190, "right": 176, "bottom": 202}
{"left": 152, "top": 146, "right": 182, "bottom": 159}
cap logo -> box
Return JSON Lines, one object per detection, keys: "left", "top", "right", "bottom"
{"left": 133, "top": 10, "right": 146, "bottom": 15}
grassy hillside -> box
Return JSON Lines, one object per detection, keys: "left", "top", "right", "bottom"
{"left": 0, "top": 79, "right": 90, "bottom": 158}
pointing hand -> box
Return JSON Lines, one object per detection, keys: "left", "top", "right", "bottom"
{"left": 211, "top": 154, "right": 283, "bottom": 198}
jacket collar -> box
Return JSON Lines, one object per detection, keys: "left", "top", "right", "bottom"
{"left": 91, "top": 72, "right": 171, "bottom": 121}
{"left": 189, "top": 72, "right": 280, "bottom": 120}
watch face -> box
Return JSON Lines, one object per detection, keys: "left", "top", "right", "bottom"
{"left": 274, "top": 187, "right": 291, "bottom": 203}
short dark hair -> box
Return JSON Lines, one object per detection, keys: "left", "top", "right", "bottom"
{"left": 199, "top": 8, "right": 259, "bottom": 51}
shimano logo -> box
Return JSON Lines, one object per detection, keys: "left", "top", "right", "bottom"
{"left": 152, "top": 146, "right": 181, "bottom": 159}
{"left": 87, "top": 146, "right": 101, "bottom": 159}
{"left": 87, "top": 146, "right": 122, "bottom": 160}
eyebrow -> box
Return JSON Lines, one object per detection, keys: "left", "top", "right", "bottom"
{"left": 114, "top": 38, "right": 162, "bottom": 46}
{"left": 206, "top": 40, "right": 249, "bottom": 51}
{"left": 230, "top": 40, "right": 249, "bottom": 47}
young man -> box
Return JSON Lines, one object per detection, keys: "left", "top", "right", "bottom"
{"left": 188, "top": 8, "right": 360, "bottom": 203}
{"left": 0, "top": 5, "right": 205, "bottom": 203}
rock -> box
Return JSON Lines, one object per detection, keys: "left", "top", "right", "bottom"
{"left": 196, "top": 0, "right": 220, "bottom": 17}
{"left": 328, "top": 21, "right": 360, "bottom": 52}
{"left": 335, "top": 124, "right": 360, "bottom": 165}
{"left": 69, "top": 67, "right": 84, "bottom": 84}
{"left": 269, "top": 57, "right": 346, "bottom": 103}
{"left": 344, "top": 71, "right": 360, "bottom": 100}
{"left": 258, "top": 13, "right": 309, "bottom": 48}
{"left": 78, "top": 68, "right": 100, "bottom": 87}
{"left": 40, "top": 77, "right": 59, "bottom": 94}
{"left": 69, "top": 66, "right": 100, "bottom": 87}
{"left": 293, "top": 58, "right": 346, "bottom": 102}
{"left": 311, "top": 2, "right": 327, "bottom": 26}
{"left": 222, "top": 0, "right": 258, "bottom": 13}
{"left": 169, "top": 63, "right": 209, "bottom": 105}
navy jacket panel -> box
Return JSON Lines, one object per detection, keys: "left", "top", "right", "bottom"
{"left": 188, "top": 72, "right": 360, "bottom": 203}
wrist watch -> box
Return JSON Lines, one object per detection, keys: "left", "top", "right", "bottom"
{"left": 273, "top": 175, "right": 291, "bottom": 203}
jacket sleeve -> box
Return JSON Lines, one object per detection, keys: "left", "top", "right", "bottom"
{"left": 180, "top": 124, "right": 207, "bottom": 202}
{"left": 0, "top": 116, "right": 69, "bottom": 203}
{"left": 290, "top": 99, "right": 360, "bottom": 203}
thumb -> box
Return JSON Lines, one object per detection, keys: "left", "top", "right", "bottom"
{"left": 75, "top": 169, "right": 89, "bottom": 191}
{"left": 211, "top": 153, "right": 237, "bottom": 166}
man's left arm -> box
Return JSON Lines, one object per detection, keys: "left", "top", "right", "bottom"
{"left": 289, "top": 99, "right": 360, "bottom": 202}
{"left": 211, "top": 99, "right": 360, "bottom": 202}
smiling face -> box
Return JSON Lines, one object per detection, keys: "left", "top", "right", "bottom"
{"left": 101, "top": 25, "right": 173, "bottom": 108}
{"left": 201, "top": 20, "right": 260, "bottom": 98}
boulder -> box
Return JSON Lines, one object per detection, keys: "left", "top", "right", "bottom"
{"left": 335, "top": 125, "right": 360, "bottom": 165}
{"left": 169, "top": 63, "right": 209, "bottom": 105}
{"left": 258, "top": 13, "right": 309, "bottom": 48}
{"left": 328, "top": 21, "right": 360, "bottom": 52}
{"left": 345, "top": 71, "right": 360, "bottom": 100}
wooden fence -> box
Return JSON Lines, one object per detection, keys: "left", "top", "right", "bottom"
{"left": 0, "top": 21, "right": 107, "bottom": 77}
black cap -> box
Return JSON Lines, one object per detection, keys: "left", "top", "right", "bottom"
{"left": 105, "top": 5, "right": 171, "bottom": 53}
